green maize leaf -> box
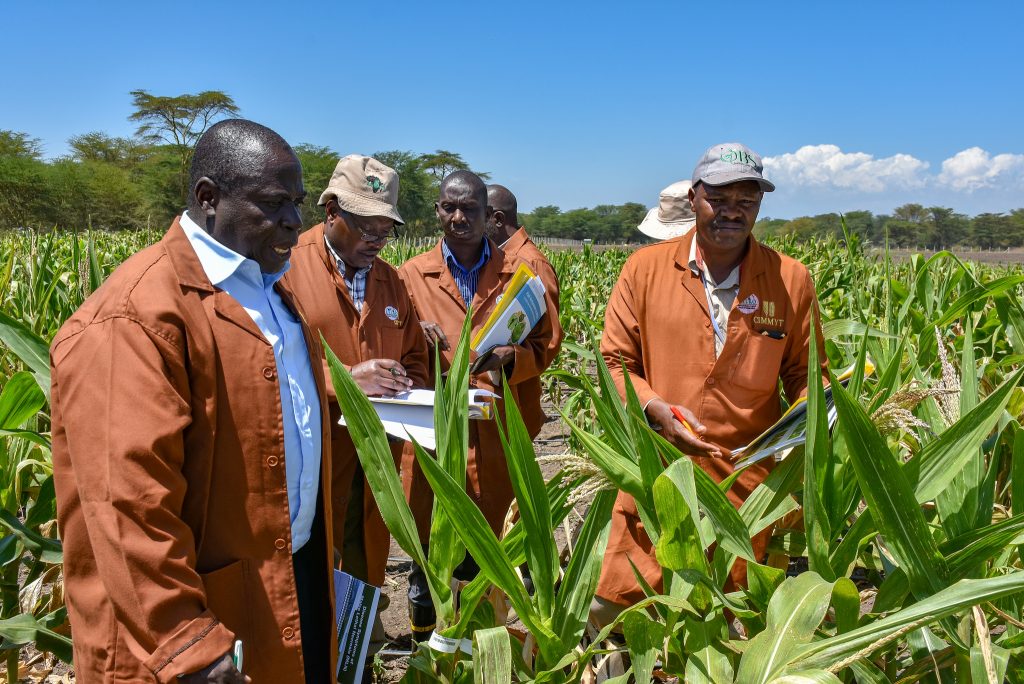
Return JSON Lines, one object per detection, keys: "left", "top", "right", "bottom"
{"left": 588, "top": 351, "right": 635, "bottom": 463}
{"left": 0, "top": 371, "right": 45, "bottom": 430}
{"left": 0, "top": 309, "right": 50, "bottom": 395}
{"left": 87, "top": 233, "right": 103, "bottom": 294}
{"left": 0, "top": 610, "right": 73, "bottom": 663}
{"left": 866, "top": 337, "right": 907, "bottom": 415}
{"left": 828, "top": 511, "right": 875, "bottom": 579}
{"left": 622, "top": 611, "right": 664, "bottom": 684}
{"left": 682, "top": 614, "right": 734, "bottom": 684}
{"left": 944, "top": 514, "right": 1024, "bottom": 580}
{"left": 648, "top": 427, "right": 755, "bottom": 562}
{"left": 322, "top": 339, "right": 446, "bottom": 608}
{"left": 791, "top": 572, "right": 1024, "bottom": 671}
{"left": 746, "top": 562, "right": 785, "bottom": 613}
{"left": 821, "top": 319, "right": 896, "bottom": 341}
{"left": 552, "top": 488, "right": 614, "bottom": 649}
{"left": 453, "top": 475, "right": 578, "bottom": 638}
{"left": 971, "top": 642, "right": 1009, "bottom": 684}
{"left": 496, "top": 374, "right": 557, "bottom": 619}
{"left": 930, "top": 274, "right": 1024, "bottom": 329}
{"left": 1015, "top": 428, "right": 1024, "bottom": 560}
{"left": 909, "top": 366, "right": 1024, "bottom": 504}
{"left": 847, "top": 659, "right": 893, "bottom": 683}
{"left": 713, "top": 450, "right": 803, "bottom": 581}
{"left": 832, "top": 378, "right": 947, "bottom": 598}
{"left": 412, "top": 444, "right": 559, "bottom": 661}
{"left": 429, "top": 316, "right": 472, "bottom": 601}
{"left": 621, "top": 363, "right": 667, "bottom": 498}
{"left": 831, "top": 577, "right": 860, "bottom": 634}
{"left": 653, "top": 458, "right": 710, "bottom": 608}
{"left": 770, "top": 671, "right": 843, "bottom": 684}
{"left": 472, "top": 626, "right": 512, "bottom": 684}
{"left": 561, "top": 411, "right": 643, "bottom": 497}
{"left": 804, "top": 308, "right": 834, "bottom": 580}
{"left": 735, "top": 572, "right": 836, "bottom": 684}
{"left": 23, "top": 476, "right": 56, "bottom": 531}
{"left": 0, "top": 510, "right": 61, "bottom": 563}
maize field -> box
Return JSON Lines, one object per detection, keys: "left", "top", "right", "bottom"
{"left": 1, "top": 226, "right": 1024, "bottom": 682}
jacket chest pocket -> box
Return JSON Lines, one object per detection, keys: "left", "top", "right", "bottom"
{"left": 375, "top": 322, "right": 406, "bottom": 360}
{"left": 730, "top": 334, "right": 786, "bottom": 392}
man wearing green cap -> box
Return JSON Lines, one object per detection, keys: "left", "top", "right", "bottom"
{"left": 592, "top": 143, "right": 827, "bottom": 625}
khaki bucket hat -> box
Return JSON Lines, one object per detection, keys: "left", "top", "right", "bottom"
{"left": 317, "top": 154, "right": 404, "bottom": 224}
{"left": 637, "top": 180, "right": 696, "bottom": 240}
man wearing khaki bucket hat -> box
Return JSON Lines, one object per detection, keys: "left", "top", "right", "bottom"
{"left": 283, "top": 154, "right": 430, "bottom": 647}
{"left": 636, "top": 180, "right": 697, "bottom": 240}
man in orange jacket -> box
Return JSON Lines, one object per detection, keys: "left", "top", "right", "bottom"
{"left": 592, "top": 142, "right": 827, "bottom": 626}
{"left": 399, "top": 171, "right": 561, "bottom": 640}
{"left": 52, "top": 120, "right": 337, "bottom": 683}
{"left": 283, "top": 155, "right": 429, "bottom": 595}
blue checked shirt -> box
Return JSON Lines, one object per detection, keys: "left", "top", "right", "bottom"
{"left": 442, "top": 238, "right": 491, "bottom": 305}
{"left": 180, "top": 212, "right": 322, "bottom": 552}
{"left": 324, "top": 235, "right": 371, "bottom": 313}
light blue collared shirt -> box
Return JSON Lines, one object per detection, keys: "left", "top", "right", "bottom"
{"left": 442, "top": 238, "right": 491, "bottom": 305}
{"left": 180, "top": 212, "right": 322, "bottom": 552}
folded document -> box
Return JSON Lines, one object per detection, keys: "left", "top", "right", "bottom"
{"left": 337, "top": 388, "right": 498, "bottom": 450}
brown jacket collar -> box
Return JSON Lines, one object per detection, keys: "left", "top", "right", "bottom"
{"left": 162, "top": 216, "right": 217, "bottom": 293}
{"left": 673, "top": 230, "right": 767, "bottom": 281}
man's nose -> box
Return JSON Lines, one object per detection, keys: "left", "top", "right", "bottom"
{"left": 282, "top": 203, "right": 302, "bottom": 231}
{"left": 452, "top": 208, "right": 466, "bottom": 223}
{"left": 719, "top": 203, "right": 743, "bottom": 220}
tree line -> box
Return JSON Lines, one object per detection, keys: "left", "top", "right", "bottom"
{"left": 755, "top": 206, "right": 1024, "bottom": 250}
{"left": 2, "top": 89, "right": 1022, "bottom": 247}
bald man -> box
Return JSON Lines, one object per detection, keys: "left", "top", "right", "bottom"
{"left": 398, "top": 171, "right": 560, "bottom": 640}
{"left": 52, "top": 120, "right": 338, "bottom": 683}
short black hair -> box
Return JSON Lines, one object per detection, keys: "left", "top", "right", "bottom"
{"left": 187, "top": 119, "right": 293, "bottom": 212}
{"left": 439, "top": 169, "right": 487, "bottom": 204}
{"left": 486, "top": 184, "right": 518, "bottom": 225}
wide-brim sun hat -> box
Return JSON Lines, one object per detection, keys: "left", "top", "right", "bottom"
{"left": 637, "top": 180, "right": 697, "bottom": 240}
{"left": 317, "top": 154, "right": 405, "bottom": 224}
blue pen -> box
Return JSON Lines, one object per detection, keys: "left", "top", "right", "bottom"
{"left": 232, "top": 640, "right": 244, "bottom": 673}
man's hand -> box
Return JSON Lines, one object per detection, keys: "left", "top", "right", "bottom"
{"left": 645, "top": 399, "right": 730, "bottom": 458}
{"left": 419, "top": 321, "right": 450, "bottom": 351}
{"left": 351, "top": 359, "right": 414, "bottom": 396}
{"left": 471, "top": 345, "right": 515, "bottom": 375}
{"left": 177, "top": 653, "right": 249, "bottom": 683}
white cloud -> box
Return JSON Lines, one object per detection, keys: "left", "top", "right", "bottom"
{"left": 937, "top": 147, "right": 1024, "bottom": 192}
{"left": 763, "top": 145, "right": 929, "bottom": 192}
{"left": 754, "top": 144, "right": 1024, "bottom": 217}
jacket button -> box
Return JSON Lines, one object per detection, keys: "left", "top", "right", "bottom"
{"left": 282, "top": 626, "right": 294, "bottom": 640}
{"left": 275, "top": 538, "right": 287, "bottom": 550}
{"left": 263, "top": 367, "right": 276, "bottom": 380}
{"left": 267, "top": 455, "right": 279, "bottom": 467}
{"left": 707, "top": 377, "right": 716, "bottom": 386}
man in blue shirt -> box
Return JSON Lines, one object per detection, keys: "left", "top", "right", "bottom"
{"left": 51, "top": 119, "right": 337, "bottom": 683}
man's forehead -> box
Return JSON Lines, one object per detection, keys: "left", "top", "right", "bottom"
{"left": 440, "top": 181, "right": 482, "bottom": 203}
{"left": 702, "top": 180, "right": 763, "bottom": 198}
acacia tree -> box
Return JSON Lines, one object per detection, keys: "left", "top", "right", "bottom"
{"left": 418, "top": 149, "right": 490, "bottom": 183}
{"left": 128, "top": 90, "right": 240, "bottom": 205}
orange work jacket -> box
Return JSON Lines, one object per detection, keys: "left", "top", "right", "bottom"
{"left": 596, "top": 231, "right": 825, "bottom": 606}
{"left": 51, "top": 220, "right": 338, "bottom": 683}
{"left": 398, "top": 238, "right": 562, "bottom": 537}
{"left": 283, "top": 223, "right": 429, "bottom": 585}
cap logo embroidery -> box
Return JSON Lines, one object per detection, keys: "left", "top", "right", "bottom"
{"left": 366, "top": 175, "right": 385, "bottom": 193}
{"left": 720, "top": 149, "right": 757, "bottom": 167}
{"left": 385, "top": 305, "right": 399, "bottom": 321}
{"left": 737, "top": 293, "right": 759, "bottom": 315}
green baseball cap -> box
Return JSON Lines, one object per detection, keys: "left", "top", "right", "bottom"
{"left": 691, "top": 142, "right": 775, "bottom": 192}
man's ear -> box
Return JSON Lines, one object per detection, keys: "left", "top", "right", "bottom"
{"left": 492, "top": 209, "right": 505, "bottom": 227}
{"left": 195, "top": 177, "right": 220, "bottom": 219}
{"left": 325, "top": 198, "right": 340, "bottom": 224}
{"left": 435, "top": 201, "right": 441, "bottom": 220}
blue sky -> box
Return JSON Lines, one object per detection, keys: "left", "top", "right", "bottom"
{"left": 2, "top": 0, "right": 1022, "bottom": 219}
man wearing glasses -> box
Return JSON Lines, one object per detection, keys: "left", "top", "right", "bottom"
{"left": 284, "top": 155, "right": 429, "bottom": 638}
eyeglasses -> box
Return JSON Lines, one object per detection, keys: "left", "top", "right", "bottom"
{"left": 341, "top": 210, "right": 400, "bottom": 245}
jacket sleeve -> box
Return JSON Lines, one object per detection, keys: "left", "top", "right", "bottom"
{"left": 600, "top": 260, "right": 659, "bottom": 407}
{"left": 780, "top": 269, "right": 828, "bottom": 402}
{"left": 52, "top": 316, "right": 234, "bottom": 682}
